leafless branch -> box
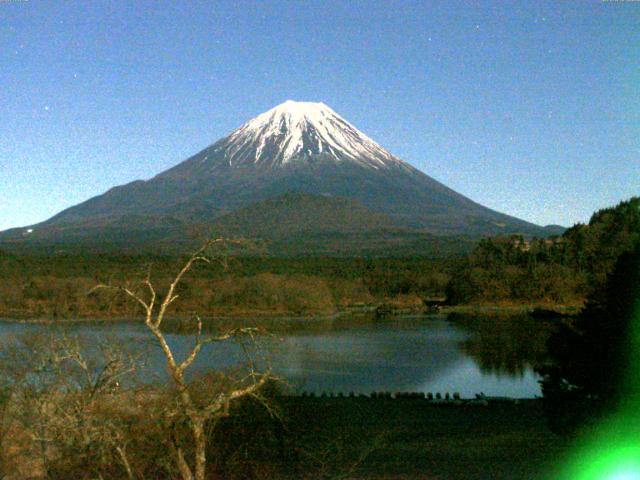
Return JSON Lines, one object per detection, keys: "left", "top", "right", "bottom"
{"left": 85, "top": 238, "right": 272, "bottom": 480}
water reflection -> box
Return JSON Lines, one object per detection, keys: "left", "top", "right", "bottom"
{"left": 268, "top": 319, "right": 465, "bottom": 394}
{"left": 0, "top": 313, "right": 556, "bottom": 398}
{"left": 450, "top": 314, "right": 554, "bottom": 378}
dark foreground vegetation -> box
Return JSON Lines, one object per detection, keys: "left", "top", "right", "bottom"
{"left": 538, "top": 239, "right": 640, "bottom": 434}
{"left": 0, "top": 375, "right": 570, "bottom": 480}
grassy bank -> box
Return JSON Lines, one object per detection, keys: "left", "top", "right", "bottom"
{"left": 2, "top": 393, "right": 572, "bottom": 479}
{"left": 278, "top": 396, "right": 571, "bottom": 479}
{"left": 441, "top": 303, "right": 582, "bottom": 316}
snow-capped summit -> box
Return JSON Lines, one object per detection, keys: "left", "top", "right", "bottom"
{"left": 1, "top": 100, "right": 556, "bottom": 252}
{"left": 213, "top": 100, "right": 404, "bottom": 169}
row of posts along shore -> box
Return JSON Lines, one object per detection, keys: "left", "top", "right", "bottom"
{"left": 290, "top": 391, "right": 526, "bottom": 404}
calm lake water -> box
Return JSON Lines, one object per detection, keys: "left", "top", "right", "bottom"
{"left": 0, "top": 314, "right": 552, "bottom": 398}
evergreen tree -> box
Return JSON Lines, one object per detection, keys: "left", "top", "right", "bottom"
{"left": 537, "top": 240, "right": 640, "bottom": 433}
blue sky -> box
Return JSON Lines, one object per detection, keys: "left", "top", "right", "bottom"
{"left": 1, "top": 0, "right": 638, "bottom": 231}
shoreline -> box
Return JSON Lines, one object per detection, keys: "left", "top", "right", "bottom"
{"left": 0, "top": 301, "right": 579, "bottom": 325}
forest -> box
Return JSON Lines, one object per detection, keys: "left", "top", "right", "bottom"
{"left": 0, "top": 197, "right": 637, "bottom": 320}
{"left": 446, "top": 197, "right": 640, "bottom": 306}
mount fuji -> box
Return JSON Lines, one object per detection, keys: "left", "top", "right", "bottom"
{"left": 0, "top": 101, "right": 562, "bottom": 254}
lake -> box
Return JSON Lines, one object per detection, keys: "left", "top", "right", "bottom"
{"left": 0, "top": 313, "right": 552, "bottom": 398}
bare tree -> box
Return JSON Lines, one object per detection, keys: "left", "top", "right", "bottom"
{"left": 295, "top": 429, "right": 386, "bottom": 480}
{"left": 0, "top": 332, "right": 144, "bottom": 479}
{"left": 94, "top": 238, "right": 272, "bottom": 480}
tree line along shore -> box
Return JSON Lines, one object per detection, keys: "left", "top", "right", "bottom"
{"left": 0, "top": 197, "right": 637, "bottom": 321}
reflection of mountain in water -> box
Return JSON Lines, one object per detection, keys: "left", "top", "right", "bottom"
{"left": 451, "top": 314, "right": 554, "bottom": 377}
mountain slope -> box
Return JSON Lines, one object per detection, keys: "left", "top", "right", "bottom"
{"left": 208, "top": 192, "right": 477, "bottom": 257}
{"left": 0, "top": 100, "right": 558, "bottom": 253}
{"left": 211, "top": 192, "right": 400, "bottom": 237}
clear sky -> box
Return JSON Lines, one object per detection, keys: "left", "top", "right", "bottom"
{"left": 1, "top": 0, "right": 638, "bottom": 231}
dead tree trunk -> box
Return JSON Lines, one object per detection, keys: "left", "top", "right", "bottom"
{"left": 94, "top": 239, "right": 271, "bottom": 480}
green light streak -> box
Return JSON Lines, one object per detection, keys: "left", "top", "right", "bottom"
{"left": 553, "top": 299, "right": 640, "bottom": 480}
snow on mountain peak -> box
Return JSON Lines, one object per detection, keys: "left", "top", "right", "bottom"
{"left": 219, "top": 100, "right": 404, "bottom": 169}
